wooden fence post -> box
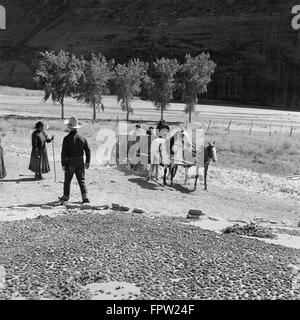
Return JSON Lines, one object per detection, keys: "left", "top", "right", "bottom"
{"left": 227, "top": 120, "right": 232, "bottom": 134}
{"left": 290, "top": 126, "right": 293, "bottom": 137}
{"left": 207, "top": 120, "right": 211, "bottom": 132}
{"left": 249, "top": 120, "right": 254, "bottom": 135}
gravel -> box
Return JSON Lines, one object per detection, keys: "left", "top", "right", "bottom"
{"left": 223, "top": 223, "right": 277, "bottom": 239}
{"left": 0, "top": 213, "right": 299, "bottom": 300}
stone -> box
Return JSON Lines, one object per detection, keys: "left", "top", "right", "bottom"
{"left": 119, "top": 206, "right": 130, "bottom": 212}
{"left": 188, "top": 210, "right": 205, "bottom": 217}
{"left": 112, "top": 204, "right": 120, "bottom": 210}
{"left": 133, "top": 209, "right": 144, "bottom": 214}
{"left": 92, "top": 205, "right": 109, "bottom": 211}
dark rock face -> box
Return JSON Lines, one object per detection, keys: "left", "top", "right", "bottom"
{"left": 0, "top": 0, "right": 299, "bottom": 109}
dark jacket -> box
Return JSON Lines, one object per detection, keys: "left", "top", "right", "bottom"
{"left": 32, "top": 130, "right": 51, "bottom": 153}
{"left": 61, "top": 131, "right": 91, "bottom": 167}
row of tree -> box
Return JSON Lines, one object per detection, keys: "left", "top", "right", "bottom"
{"left": 34, "top": 50, "right": 216, "bottom": 122}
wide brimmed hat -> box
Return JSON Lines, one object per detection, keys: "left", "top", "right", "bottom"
{"left": 64, "top": 116, "right": 82, "bottom": 129}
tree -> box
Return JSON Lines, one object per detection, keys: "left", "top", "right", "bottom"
{"left": 150, "top": 58, "right": 180, "bottom": 121}
{"left": 34, "top": 50, "right": 83, "bottom": 119}
{"left": 181, "top": 53, "right": 216, "bottom": 123}
{"left": 113, "top": 59, "right": 148, "bottom": 122}
{"left": 76, "top": 53, "right": 113, "bottom": 121}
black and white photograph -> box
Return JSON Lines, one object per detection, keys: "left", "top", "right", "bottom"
{"left": 0, "top": 0, "right": 299, "bottom": 307}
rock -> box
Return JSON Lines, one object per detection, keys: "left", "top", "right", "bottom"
{"left": 111, "top": 204, "right": 120, "bottom": 210}
{"left": 133, "top": 209, "right": 144, "bottom": 214}
{"left": 91, "top": 205, "right": 109, "bottom": 211}
{"left": 119, "top": 206, "right": 130, "bottom": 212}
{"left": 188, "top": 210, "right": 205, "bottom": 217}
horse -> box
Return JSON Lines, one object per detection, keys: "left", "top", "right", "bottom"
{"left": 185, "top": 141, "right": 217, "bottom": 191}
{"left": 163, "top": 129, "right": 217, "bottom": 191}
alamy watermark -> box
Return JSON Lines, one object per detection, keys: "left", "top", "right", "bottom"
{"left": 95, "top": 124, "right": 205, "bottom": 167}
{"left": 0, "top": 5, "right": 5, "bottom": 30}
{"left": 292, "top": 5, "right": 300, "bottom": 30}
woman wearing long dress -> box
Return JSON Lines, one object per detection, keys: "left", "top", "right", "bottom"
{"left": 0, "top": 137, "right": 6, "bottom": 179}
{"left": 29, "top": 121, "right": 54, "bottom": 180}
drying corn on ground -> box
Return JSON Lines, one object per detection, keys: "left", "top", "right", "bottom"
{"left": 0, "top": 213, "right": 299, "bottom": 300}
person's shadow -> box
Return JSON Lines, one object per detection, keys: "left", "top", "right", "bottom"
{"left": 0, "top": 201, "right": 62, "bottom": 210}
{"left": 169, "top": 183, "right": 196, "bottom": 195}
{"left": 0, "top": 177, "right": 37, "bottom": 183}
{"left": 128, "top": 177, "right": 160, "bottom": 191}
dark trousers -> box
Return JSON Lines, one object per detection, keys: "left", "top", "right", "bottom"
{"left": 63, "top": 161, "right": 88, "bottom": 200}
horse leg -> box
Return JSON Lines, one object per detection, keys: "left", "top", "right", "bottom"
{"left": 170, "top": 165, "right": 177, "bottom": 186}
{"left": 170, "top": 165, "right": 174, "bottom": 186}
{"left": 184, "top": 167, "right": 189, "bottom": 185}
{"left": 204, "top": 164, "right": 208, "bottom": 191}
{"left": 148, "top": 164, "right": 153, "bottom": 181}
{"left": 155, "top": 165, "right": 159, "bottom": 181}
{"left": 194, "top": 166, "right": 200, "bottom": 190}
{"left": 163, "top": 166, "right": 168, "bottom": 185}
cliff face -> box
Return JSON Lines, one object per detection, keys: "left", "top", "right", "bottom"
{"left": 0, "top": 0, "right": 299, "bottom": 109}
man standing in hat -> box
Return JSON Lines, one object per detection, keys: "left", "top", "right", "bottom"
{"left": 59, "top": 116, "right": 91, "bottom": 204}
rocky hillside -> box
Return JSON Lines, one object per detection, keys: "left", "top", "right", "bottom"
{"left": 0, "top": 0, "right": 299, "bottom": 109}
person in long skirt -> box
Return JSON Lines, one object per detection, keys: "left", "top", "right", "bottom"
{"left": 0, "top": 137, "right": 6, "bottom": 179}
{"left": 29, "top": 121, "right": 54, "bottom": 180}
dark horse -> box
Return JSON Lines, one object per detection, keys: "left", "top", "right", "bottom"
{"left": 161, "top": 131, "right": 217, "bottom": 191}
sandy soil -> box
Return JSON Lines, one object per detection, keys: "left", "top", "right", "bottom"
{"left": 0, "top": 150, "right": 299, "bottom": 229}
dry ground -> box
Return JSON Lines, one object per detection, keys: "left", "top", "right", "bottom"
{"left": 0, "top": 88, "right": 299, "bottom": 300}
{"left": 0, "top": 117, "right": 299, "bottom": 228}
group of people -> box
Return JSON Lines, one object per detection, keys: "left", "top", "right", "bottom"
{"left": 0, "top": 116, "right": 91, "bottom": 204}
{"left": 0, "top": 117, "right": 178, "bottom": 203}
